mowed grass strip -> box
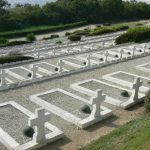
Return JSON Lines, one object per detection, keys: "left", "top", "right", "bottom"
{"left": 80, "top": 115, "right": 150, "bottom": 150}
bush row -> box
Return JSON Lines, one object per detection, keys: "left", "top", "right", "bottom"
{"left": 0, "top": 40, "right": 31, "bottom": 47}
{"left": 90, "top": 25, "right": 129, "bottom": 36}
{"left": 116, "top": 27, "right": 150, "bottom": 44}
{"left": 0, "top": 55, "right": 34, "bottom": 64}
{"left": 0, "top": 21, "right": 87, "bottom": 38}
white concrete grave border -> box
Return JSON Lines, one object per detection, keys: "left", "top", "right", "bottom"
{"left": 136, "top": 63, "right": 150, "bottom": 73}
{"left": 30, "top": 62, "right": 68, "bottom": 75}
{"left": 30, "top": 88, "right": 112, "bottom": 129}
{"left": 70, "top": 79, "right": 145, "bottom": 109}
{"left": 0, "top": 101, "right": 64, "bottom": 150}
{"left": 103, "top": 71, "right": 150, "bottom": 93}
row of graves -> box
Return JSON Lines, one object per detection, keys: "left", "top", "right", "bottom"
{"left": 0, "top": 54, "right": 149, "bottom": 150}
{"left": 0, "top": 42, "right": 149, "bottom": 91}
{"left": 0, "top": 31, "right": 123, "bottom": 58}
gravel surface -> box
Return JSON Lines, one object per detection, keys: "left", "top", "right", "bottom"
{"left": 113, "top": 72, "right": 150, "bottom": 88}
{"left": 81, "top": 80, "right": 131, "bottom": 102}
{"left": 0, "top": 104, "right": 32, "bottom": 145}
{"left": 39, "top": 91, "right": 91, "bottom": 119}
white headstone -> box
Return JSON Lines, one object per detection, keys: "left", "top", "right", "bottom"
{"left": 31, "top": 65, "right": 38, "bottom": 79}
{"left": 28, "top": 108, "right": 51, "bottom": 144}
{"left": 53, "top": 49, "right": 56, "bottom": 56}
{"left": 86, "top": 54, "right": 91, "bottom": 67}
{"left": 130, "top": 77, "right": 143, "bottom": 101}
{"left": 101, "top": 42, "right": 105, "bottom": 48}
{"left": 0, "top": 69, "right": 7, "bottom": 86}
{"left": 104, "top": 51, "right": 109, "bottom": 64}
{"left": 57, "top": 59, "right": 64, "bottom": 73}
{"left": 143, "top": 44, "right": 147, "bottom": 53}
{"left": 90, "top": 90, "right": 106, "bottom": 118}
{"left": 119, "top": 48, "right": 124, "bottom": 60}
{"left": 132, "top": 46, "right": 136, "bottom": 56}
{"left": 36, "top": 51, "right": 40, "bottom": 58}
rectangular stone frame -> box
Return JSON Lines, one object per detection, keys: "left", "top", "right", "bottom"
{"left": 70, "top": 79, "right": 145, "bottom": 109}
{"left": 103, "top": 71, "right": 150, "bottom": 93}
{"left": 30, "top": 88, "right": 112, "bottom": 129}
{"left": 0, "top": 101, "right": 64, "bottom": 150}
{"left": 136, "top": 63, "right": 150, "bottom": 73}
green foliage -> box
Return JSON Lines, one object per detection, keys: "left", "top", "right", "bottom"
{"left": 145, "top": 90, "right": 150, "bottom": 113}
{"left": 81, "top": 105, "right": 91, "bottom": 114}
{"left": 90, "top": 25, "right": 129, "bottom": 36}
{"left": 0, "top": 21, "right": 87, "bottom": 38}
{"left": 68, "top": 34, "right": 81, "bottom": 41}
{"left": 116, "top": 27, "right": 150, "bottom": 44}
{"left": 23, "top": 127, "right": 35, "bottom": 138}
{"left": 51, "top": 34, "right": 59, "bottom": 39}
{"left": 0, "top": 40, "right": 30, "bottom": 47}
{"left": 0, "top": 55, "right": 34, "bottom": 64}
{"left": 0, "top": 37, "right": 8, "bottom": 44}
{"left": 121, "top": 90, "right": 130, "bottom": 97}
{"left": 26, "top": 33, "right": 36, "bottom": 41}
{"left": 80, "top": 116, "right": 150, "bottom": 150}
{"left": 56, "top": 41, "right": 62, "bottom": 44}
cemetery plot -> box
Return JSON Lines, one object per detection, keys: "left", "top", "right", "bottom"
{"left": 71, "top": 79, "right": 144, "bottom": 108}
{"left": 63, "top": 57, "right": 85, "bottom": 69}
{"left": 94, "top": 52, "right": 115, "bottom": 61}
{"left": 103, "top": 71, "right": 150, "bottom": 93}
{"left": 76, "top": 55, "right": 100, "bottom": 65}
{"left": 0, "top": 101, "right": 63, "bottom": 150}
{"left": 6, "top": 67, "right": 33, "bottom": 82}
{"left": 136, "top": 63, "right": 150, "bottom": 73}
{"left": 30, "top": 89, "right": 112, "bottom": 128}
{"left": 32, "top": 62, "right": 67, "bottom": 75}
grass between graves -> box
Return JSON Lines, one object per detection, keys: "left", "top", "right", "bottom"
{"left": 80, "top": 115, "right": 150, "bottom": 150}
{"left": 0, "top": 21, "right": 87, "bottom": 39}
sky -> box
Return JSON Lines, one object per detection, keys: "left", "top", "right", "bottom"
{"left": 7, "top": 0, "right": 150, "bottom": 5}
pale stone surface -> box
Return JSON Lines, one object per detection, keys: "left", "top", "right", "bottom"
{"left": 90, "top": 90, "right": 106, "bottom": 118}
{"left": 29, "top": 108, "right": 51, "bottom": 144}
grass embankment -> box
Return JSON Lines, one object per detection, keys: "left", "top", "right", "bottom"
{"left": 80, "top": 115, "right": 150, "bottom": 150}
{"left": 81, "top": 91, "right": 150, "bottom": 150}
{"left": 0, "top": 21, "right": 87, "bottom": 38}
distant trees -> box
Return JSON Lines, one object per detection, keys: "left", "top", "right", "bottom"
{"left": 0, "top": 0, "right": 150, "bottom": 32}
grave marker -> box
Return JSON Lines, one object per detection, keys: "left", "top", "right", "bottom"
{"left": 90, "top": 90, "right": 106, "bottom": 118}
{"left": 0, "top": 69, "right": 7, "bottom": 86}
{"left": 130, "top": 77, "right": 143, "bottom": 101}
{"left": 28, "top": 108, "right": 51, "bottom": 144}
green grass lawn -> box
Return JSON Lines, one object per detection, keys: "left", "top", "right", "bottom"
{"left": 80, "top": 115, "right": 150, "bottom": 150}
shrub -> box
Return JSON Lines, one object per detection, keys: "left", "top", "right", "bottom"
{"left": 90, "top": 27, "right": 113, "bottom": 36}
{"left": 56, "top": 41, "right": 62, "bottom": 44}
{"left": 23, "top": 127, "right": 35, "bottom": 138}
{"left": 50, "top": 34, "right": 59, "bottom": 39}
{"left": 121, "top": 90, "right": 130, "bottom": 97}
{"left": 55, "top": 68, "right": 59, "bottom": 71}
{"left": 100, "top": 58, "right": 104, "bottom": 61}
{"left": 26, "top": 33, "right": 36, "bottom": 41}
{"left": 81, "top": 105, "right": 91, "bottom": 114}
{"left": 116, "top": 27, "right": 150, "bottom": 44}
{"left": 145, "top": 90, "right": 150, "bottom": 113}
{"left": 112, "top": 25, "right": 129, "bottom": 31}
{"left": 68, "top": 34, "right": 81, "bottom": 41}
{"left": 65, "top": 32, "right": 71, "bottom": 36}
{"left": 0, "top": 55, "right": 34, "bottom": 64}
{"left": 83, "top": 62, "right": 86, "bottom": 65}
{"left": 0, "top": 37, "right": 8, "bottom": 45}
{"left": 28, "top": 73, "right": 32, "bottom": 77}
